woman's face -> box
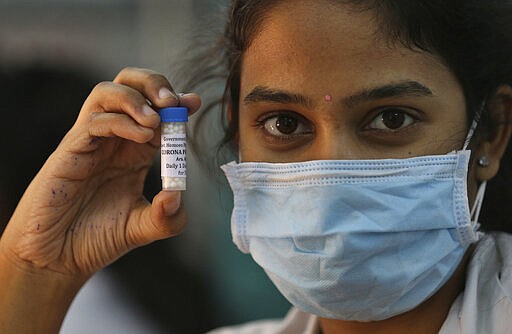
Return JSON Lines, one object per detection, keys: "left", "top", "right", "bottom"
{"left": 238, "top": 0, "right": 468, "bottom": 164}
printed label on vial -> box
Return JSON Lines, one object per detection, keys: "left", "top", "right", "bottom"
{"left": 161, "top": 134, "right": 186, "bottom": 177}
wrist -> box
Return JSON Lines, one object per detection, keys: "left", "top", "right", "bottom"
{"left": 0, "top": 247, "right": 86, "bottom": 333}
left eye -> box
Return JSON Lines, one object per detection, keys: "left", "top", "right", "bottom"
{"left": 368, "top": 109, "right": 416, "bottom": 131}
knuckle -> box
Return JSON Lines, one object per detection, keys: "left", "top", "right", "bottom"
{"left": 114, "top": 66, "right": 137, "bottom": 82}
{"left": 92, "top": 81, "right": 112, "bottom": 93}
{"left": 145, "top": 72, "right": 167, "bottom": 85}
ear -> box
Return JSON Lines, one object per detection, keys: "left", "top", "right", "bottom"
{"left": 475, "top": 85, "right": 512, "bottom": 181}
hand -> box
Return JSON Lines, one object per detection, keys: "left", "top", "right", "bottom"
{"left": 0, "top": 67, "right": 201, "bottom": 279}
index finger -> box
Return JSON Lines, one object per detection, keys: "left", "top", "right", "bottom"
{"left": 114, "top": 67, "right": 180, "bottom": 109}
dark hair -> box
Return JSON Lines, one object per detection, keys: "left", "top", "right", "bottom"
{"left": 184, "top": 0, "right": 512, "bottom": 231}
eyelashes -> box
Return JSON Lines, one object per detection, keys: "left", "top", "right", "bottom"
{"left": 254, "top": 108, "right": 420, "bottom": 142}
{"left": 366, "top": 108, "right": 418, "bottom": 131}
{"left": 255, "top": 111, "right": 314, "bottom": 138}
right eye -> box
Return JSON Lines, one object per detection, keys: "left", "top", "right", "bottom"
{"left": 257, "top": 112, "right": 313, "bottom": 138}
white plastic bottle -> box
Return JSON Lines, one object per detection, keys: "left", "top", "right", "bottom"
{"left": 159, "top": 107, "right": 188, "bottom": 191}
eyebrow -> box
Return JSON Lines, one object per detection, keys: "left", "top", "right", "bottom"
{"left": 343, "top": 80, "right": 434, "bottom": 108}
{"left": 242, "top": 80, "right": 434, "bottom": 109}
{"left": 243, "top": 86, "right": 314, "bottom": 108}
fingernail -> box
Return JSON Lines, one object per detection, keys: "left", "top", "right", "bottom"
{"left": 142, "top": 104, "right": 156, "bottom": 116}
{"left": 163, "top": 192, "right": 181, "bottom": 216}
{"left": 159, "top": 87, "right": 178, "bottom": 100}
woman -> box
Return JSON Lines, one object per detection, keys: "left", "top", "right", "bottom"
{"left": 1, "top": 0, "right": 511, "bottom": 333}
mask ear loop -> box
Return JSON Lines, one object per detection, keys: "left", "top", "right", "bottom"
{"left": 463, "top": 99, "right": 488, "bottom": 240}
{"left": 462, "top": 100, "right": 486, "bottom": 151}
{"left": 469, "top": 180, "right": 486, "bottom": 240}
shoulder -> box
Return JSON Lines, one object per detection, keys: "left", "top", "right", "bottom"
{"left": 441, "top": 232, "right": 512, "bottom": 334}
{"left": 467, "top": 232, "right": 512, "bottom": 302}
{"left": 489, "top": 232, "right": 512, "bottom": 292}
{"left": 471, "top": 232, "right": 512, "bottom": 284}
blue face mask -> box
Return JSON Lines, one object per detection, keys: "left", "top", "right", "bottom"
{"left": 221, "top": 149, "right": 486, "bottom": 321}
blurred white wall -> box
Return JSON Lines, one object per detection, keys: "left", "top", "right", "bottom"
{"left": 0, "top": 0, "right": 214, "bottom": 76}
{"left": 0, "top": 0, "right": 135, "bottom": 76}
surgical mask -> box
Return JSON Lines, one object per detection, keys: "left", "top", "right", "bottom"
{"left": 220, "top": 112, "right": 486, "bottom": 321}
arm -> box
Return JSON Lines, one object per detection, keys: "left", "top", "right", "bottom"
{"left": 0, "top": 68, "right": 201, "bottom": 333}
{"left": 0, "top": 252, "right": 85, "bottom": 333}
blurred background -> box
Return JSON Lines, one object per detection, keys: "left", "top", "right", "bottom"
{"left": 0, "top": 0, "right": 290, "bottom": 333}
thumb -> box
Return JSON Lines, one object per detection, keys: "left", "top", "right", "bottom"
{"left": 127, "top": 191, "right": 188, "bottom": 247}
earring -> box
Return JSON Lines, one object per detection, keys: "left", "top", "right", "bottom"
{"left": 477, "top": 156, "right": 490, "bottom": 167}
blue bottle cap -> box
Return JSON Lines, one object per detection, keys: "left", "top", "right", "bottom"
{"left": 159, "top": 107, "right": 188, "bottom": 122}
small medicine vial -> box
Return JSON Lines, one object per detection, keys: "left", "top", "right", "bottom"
{"left": 159, "top": 107, "right": 188, "bottom": 191}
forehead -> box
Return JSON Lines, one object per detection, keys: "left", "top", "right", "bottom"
{"left": 240, "top": 0, "right": 456, "bottom": 98}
